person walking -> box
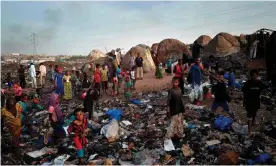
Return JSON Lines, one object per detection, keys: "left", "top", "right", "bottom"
{"left": 39, "top": 63, "right": 47, "bottom": 87}
{"left": 29, "top": 61, "right": 37, "bottom": 89}
{"left": 18, "top": 65, "right": 26, "bottom": 89}
{"left": 135, "top": 53, "right": 143, "bottom": 80}
{"left": 129, "top": 52, "right": 136, "bottom": 70}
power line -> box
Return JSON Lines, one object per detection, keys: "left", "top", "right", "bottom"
{"left": 31, "top": 33, "right": 38, "bottom": 55}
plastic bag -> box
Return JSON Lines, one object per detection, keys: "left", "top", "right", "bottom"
{"left": 214, "top": 115, "right": 233, "bottom": 131}
{"left": 255, "top": 153, "right": 271, "bottom": 164}
{"left": 106, "top": 109, "right": 122, "bottom": 121}
{"left": 129, "top": 99, "right": 141, "bottom": 105}
{"left": 188, "top": 85, "right": 204, "bottom": 102}
{"left": 100, "top": 119, "right": 119, "bottom": 140}
{"left": 231, "top": 122, "right": 248, "bottom": 135}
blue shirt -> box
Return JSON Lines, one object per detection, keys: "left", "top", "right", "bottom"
{"left": 228, "top": 72, "right": 235, "bottom": 86}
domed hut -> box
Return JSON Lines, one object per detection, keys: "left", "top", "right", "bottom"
{"left": 156, "top": 38, "right": 191, "bottom": 64}
{"left": 121, "top": 45, "right": 155, "bottom": 72}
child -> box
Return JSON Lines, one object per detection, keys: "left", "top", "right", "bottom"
{"left": 94, "top": 64, "right": 101, "bottom": 96}
{"left": 227, "top": 68, "right": 235, "bottom": 95}
{"left": 1, "top": 97, "right": 22, "bottom": 147}
{"left": 116, "top": 65, "right": 122, "bottom": 88}
{"left": 130, "top": 67, "right": 136, "bottom": 90}
{"left": 124, "top": 76, "right": 131, "bottom": 101}
{"left": 112, "top": 76, "right": 119, "bottom": 96}
{"left": 63, "top": 71, "right": 73, "bottom": 100}
{"left": 82, "top": 72, "right": 91, "bottom": 89}
{"left": 211, "top": 71, "right": 235, "bottom": 119}
{"left": 242, "top": 69, "right": 267, "bottom": 135}
{"left": 67, "top": 108, "right": 89, "bottom": 164}
{"left": 155, "top": 63, "right": 163, "bottom": 79}
{"left": 31, "top": 94, "right": 44, "bottom": 112}
{"left": 75, "top": 71, "right": 82, "bottom": 96}
{"left": 13, "top": 83, "right": 22, "bottom": 102}
{"left": 166, "top": 77, "right": 185, "bottom": 140}
{"left": 16, "top": 94, "right": 29, "bottom": 125}
{"left": 7, "top": 72, "right": 13, "bottom": 90}
{"left": 101, "top": 65, "right": 109, "bottom": 94}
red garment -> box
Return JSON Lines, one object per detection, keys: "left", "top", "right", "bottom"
{"left": 174, "top": 64, "right": 182, "bottom": 78}
{"left": 94, "top": 69, "right": 101, "bottom": 83}
{"left": 67, "top": 118, "right": 88, "bottom": 150}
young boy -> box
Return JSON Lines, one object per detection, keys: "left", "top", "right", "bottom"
{"left": 101, "top": 65, "right": 109, "bottom": 94}
{"left": 166, "top": 77, "right": 185, "bottom": 140}
{"left": 242, "top": 69, "right": 267, "bottom": 135}
{"left": 67, "top": 108, "right": 89, "bottom": 164}
{"left": 227, "top": 68, "right": 235, "bottom": 95}
{"left": 211, "top": 71, "right": 235, "bottom": 119}
{"left": 124, "top": 76, "right": 131, "bottom": 101}
{"left": 130, "top": 67, "right": 136, "bottom": 90}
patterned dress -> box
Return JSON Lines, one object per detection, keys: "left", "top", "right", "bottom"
{"left": 63, "top": 75, "right": 72, "bottom": 100}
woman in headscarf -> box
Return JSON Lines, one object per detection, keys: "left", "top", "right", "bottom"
{"left": 54, "top": 67, "right": 64, "bottom": 97}
{"left": 1, "top": 97, "right": 22, "bottom": 147}
{"left": 44, "top": 93, "right": 66, "bottom": 145}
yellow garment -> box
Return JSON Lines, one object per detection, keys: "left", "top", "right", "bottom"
{"left": 1, "top": 108, "right": 21, "bottom": 136}
{"left": 101, "top": 69, "right": 108, "bottom": 82}
{"left": 63, "top": 75, "right": 72, "bottom": 100}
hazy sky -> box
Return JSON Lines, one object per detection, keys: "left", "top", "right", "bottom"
{"left": 1, "top": 1, "right": 276, "bottom": 55}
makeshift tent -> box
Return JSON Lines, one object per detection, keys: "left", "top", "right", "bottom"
{"left": 194, "top": 35, "right": 212, "bottom": 47}
{"left": 88, "top": 49, "right": 106, "bottom": 62}
{"left": 121, "top": 45, "right": 155, "bottom": 72}
{"left": 156, "top": 38, "right": 191, "bottom": 64}
{"left": 203, "top": 32, "right": 240, "bottom": 58}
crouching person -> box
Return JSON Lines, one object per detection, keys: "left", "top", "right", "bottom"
{"left": 166, "top": 77, "right": 185, "bottom": 142}
{"left": 83, "top": 87, "right": 100, "bottom": 120}
{"left": 67, "top": 108, "right": 89, "bottom": 164}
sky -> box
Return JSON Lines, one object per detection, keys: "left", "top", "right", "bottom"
{"left": 1, "top": 1, "right": 276, "bottom": 55}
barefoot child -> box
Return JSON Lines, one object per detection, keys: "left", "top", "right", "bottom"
{"left": 124, "top": 76, "right": 131, "bottom": 101}
{"left": 130, "top": 67, "right": 136, "bottom": 90}
{"left": 112, "top": 76, "right": 119, "bottom": 96}
{"left": 166, "top": 77, "right": 185, "bottom": 140}
{"left": 67, "top": 108, "right": 89, "bottom": 164}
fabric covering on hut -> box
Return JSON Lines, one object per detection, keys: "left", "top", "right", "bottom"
{"left": 156, "top": 38, "right": 191, "bottom": 64}
{"left": 203, "top": 32, "right": 240, "bottom": 58}
{"left": 88, "top": 49, "right": 106, "bottom": 62}
{"left": 121, "top": 45, "right": 155, "bottom": 72}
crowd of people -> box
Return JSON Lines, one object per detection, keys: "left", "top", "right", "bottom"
{"left": 1, "top": 54, "right": 270, "bottom": 164}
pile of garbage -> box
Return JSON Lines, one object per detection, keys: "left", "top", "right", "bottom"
{"left": 1, "top": 87, "right": 276, "bottom": 165}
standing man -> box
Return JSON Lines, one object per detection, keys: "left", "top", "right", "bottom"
{"left": 18, "top": 65, "right": 26, "bottom": 89}
{"left": 29, "top": 61, "right": 37, "bottom": 89}
{"left": 39, "top": 63, "right": 47, "bottom": 87}
{"left": 135, "top": 53, "right": 143, "bottom": 80}
{"left": 242, "top": 69, "right": 267, "bottom": 135}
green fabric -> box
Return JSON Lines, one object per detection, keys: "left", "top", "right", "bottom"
{"left": 155, "top": 67, "right": 163, "bottom": 79}
{"left": 125, "top": 82, "right": 131, "bottom": 98}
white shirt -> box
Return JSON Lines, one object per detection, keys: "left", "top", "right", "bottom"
{"left": 130, "top": 71, "right": 135, "bottom": 80}
{"left": 29, "top": 64, "right": 36, "bottom": 78}
{"left": 39, "top": 65, "right": 47, "bottom": 76}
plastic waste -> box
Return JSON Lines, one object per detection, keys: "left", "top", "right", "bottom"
{"left": 255, "top": 153, "right": 271, "bottom": 164}
{"left": 214, "top": 115, "right": 233, "bottom": 131}
{"left": 129, "top": 99, "right": 142, "bottom": 105}
{"left": 232, "top": 122, "right": 248, "bottom": 135}
{"left": 53, "top": 154, "right": 70, "bottom": 165}
{"left": 106, "top": 109, "right": 122, "bottom": 121}
{"left": 100, "top": 119, "right": 119, "bottom": 141}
